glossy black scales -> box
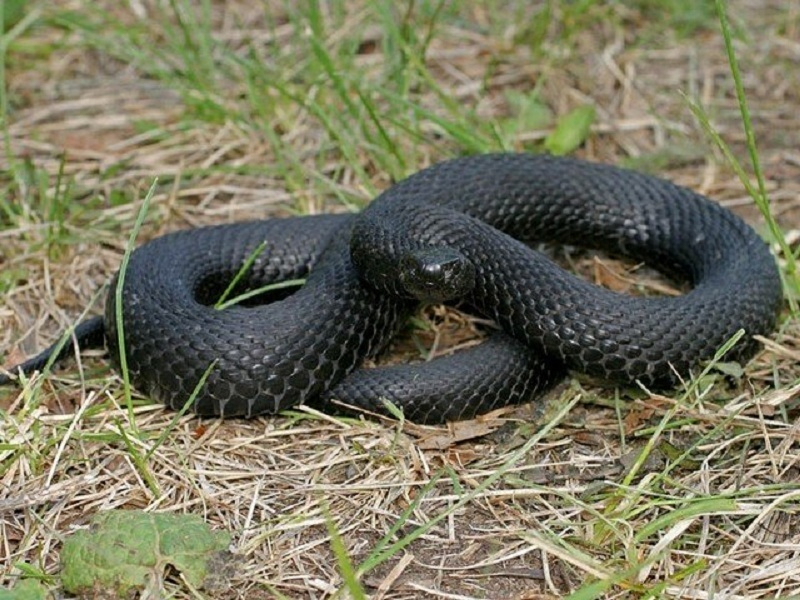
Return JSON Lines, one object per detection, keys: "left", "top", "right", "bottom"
{"left": 351, "top": 154, "right": 782, "bottom": 389}
{"left": 1, "top": 154, "right": 783, "bottom": 423}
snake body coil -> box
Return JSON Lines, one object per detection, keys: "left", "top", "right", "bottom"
{"left": 0, "top": 154, "right": 783, "bottom": 423}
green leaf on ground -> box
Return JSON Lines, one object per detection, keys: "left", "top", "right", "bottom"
{"left": 545, "top": 105, "right": 596, "bottom": 155}
{"left": 712, "top": 361, "right": 745, "bottom": 379}
{"left": 620, "top": 143, "right": 707, "bottom": 174}
{"left": 2, "top": 0, "right": 26, "bottom": 32}
{"left": 500, "top": 90, "right": 553, "bottom": 139}
{"left": 0, "top": 579, "right": 48, "bottom": 600}
{"left": 61, "top": 510, "right": 232, "bottom": 597}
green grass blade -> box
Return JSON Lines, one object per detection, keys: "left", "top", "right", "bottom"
{"left": 714, "top": 0, "right": 788, "bottom": 261}
{"left": 215, "top": 279, "right": 306, "bottom": 311}
{"left": 114, "top": 180, "right": 158, "bottom": 425}
{"left": 214, "top": 240, "right": 268, "bottom": 309}
{"left": 324, "top": 505, "right": 368, "bottom": 600}
{"left": 143, "top": 360, "right": 217, "bottom": 462}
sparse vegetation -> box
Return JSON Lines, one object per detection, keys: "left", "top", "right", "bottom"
{"left": 1, "top": 1, "right": 799, "bottom": 598}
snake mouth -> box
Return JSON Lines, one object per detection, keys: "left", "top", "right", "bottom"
{"left": 398, "top": 247, "right": 476, "bottom": 304}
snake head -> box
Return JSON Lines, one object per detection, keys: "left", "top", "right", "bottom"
{"left": 398, "top": 247, "right": 475, "bottom": 304}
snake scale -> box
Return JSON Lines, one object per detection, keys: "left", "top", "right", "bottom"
{"left": 0, "top": 154, "right": 783, "bottom": 423}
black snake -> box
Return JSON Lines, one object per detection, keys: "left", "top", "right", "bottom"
{"left": 0, "top": 154, "right": 783, "bottom": 423}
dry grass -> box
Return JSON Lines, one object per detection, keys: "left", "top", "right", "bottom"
{"left": 1, "top": 1, "right": 800, "bottom": 598}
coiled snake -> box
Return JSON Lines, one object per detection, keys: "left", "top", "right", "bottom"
{"left": 0, "top": 154, "right": 783, "bottom": 423}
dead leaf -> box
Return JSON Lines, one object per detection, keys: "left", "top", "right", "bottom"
{"left": 593, "top": 256, "right": 634, "bottom": 292}
{"left": 412, "top": 413, "right": 510, "bottom": 450}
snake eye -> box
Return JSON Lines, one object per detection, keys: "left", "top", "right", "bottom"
{"left": 398, "top": 247, "right": 475, "bottom": 303}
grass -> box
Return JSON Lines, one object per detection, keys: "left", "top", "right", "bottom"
{"left": 114, "top": 179, "right": 157, "bottom": 419}
{"left": 1, "top": 1, "right": 799, "bottom": 599}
